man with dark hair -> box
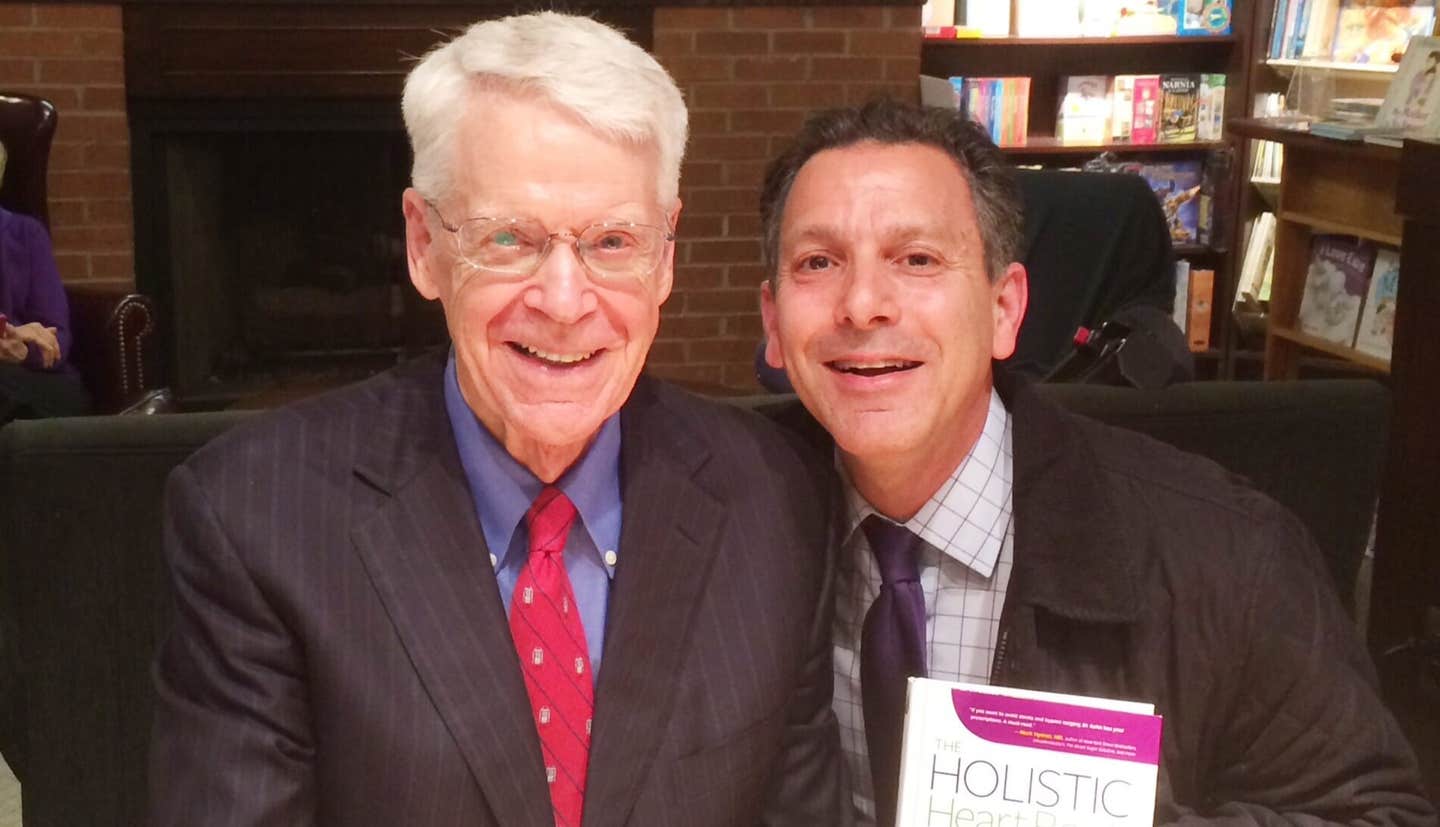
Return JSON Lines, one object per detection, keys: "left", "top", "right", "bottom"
{"left": 760, "top": 98, "right": 1435, "bottom": 827}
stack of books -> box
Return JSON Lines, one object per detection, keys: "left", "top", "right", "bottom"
{"left": 1053, "top": 74, "right": 1227, "bottom": 144}
{"left": 1268, "top": 0, "right": 1435, "bottom": 64}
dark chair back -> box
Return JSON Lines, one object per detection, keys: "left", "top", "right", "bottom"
{"left": 1007, "top": 168, "right": 1178, "bottom": 377}
{"left": 0, "top": 92, "right": 58, "bottom": 229}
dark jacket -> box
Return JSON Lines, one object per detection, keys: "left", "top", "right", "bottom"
{"left": 773, "top": 376, "right": 1436, "bottom": 824}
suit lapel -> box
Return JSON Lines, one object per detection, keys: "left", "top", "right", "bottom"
{"left": 348, "top": 361, "right": 553, "bottom": 827}
{"left": 584, "top": 379, "right": 726, "bottom": 827}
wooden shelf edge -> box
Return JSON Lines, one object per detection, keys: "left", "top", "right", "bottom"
{"left": 923, "top": 34, "right": 1237, "bottom": 47}
{"left": 1265, "top": 58, "right": 1399, "bottom": 76}
{"left": 1268, "top": 326, "right": 1391, "bottom": 373}
{"left": 1275, "top": 210, "right": 1403, "bottom": 246}
{"left": 1000, "top": 138, "right": 1227, "bottom": 155}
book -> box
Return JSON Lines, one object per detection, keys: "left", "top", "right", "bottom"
{"left": 1355, "top": 246, "right": 1400, "bottom": 360}
{"left": 922, "top": 0, "right": 958, "bottom": 28}
{"left": 1175, "top": 0, "right": 1235, "bottom": 35}
{"left": 1016, "top": 0, "right": 1081, "bottom": 36}
{"left": 1131, "top": 75, "right": 1162, "bottom": 144}
{"left": 1196, "top": 74, "right": 1227, "bottom": 141}
{"left": 1160, "top": 74, "right": 1201, "bottom": 142}
{"left": 963, "top": 0, "right": 1012, "bottom": 36}
{"left": 895, "top": 678, "right": 1163, "bottom": 827}
{"left": 1331, "top": 2, "right": 1435, "bottom": 65}
{"left": 1375, "top": 36, "right": 1440, "bottom": 137}
{"left": 1237, "top": 212, "right": 1277, "bottom": 303}
{"left": 1110, "top": 75, "right": 1137, "bottom": 142}
{"left": 1058, "top": 75, "right": 1112, "bottom": 144}
{"left": 1298, "top": 235, "right": 1375, "bottom": 345}
{"left": 920, "top": 74, "right": 962, "bottom": 108}
{"left": 1173, "top": 258, "right": 1192, "bottom": 335}
{"left": 1299, "top": 0, "right": 1342, "bottom": 57}
{"left": 1188, "top": 268, "right": 1215, "bottom": 351}
{"left": 1136, "top": 160, "right": 1204, "bottom": 245}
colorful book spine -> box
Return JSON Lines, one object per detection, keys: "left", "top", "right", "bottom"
{"left": 1187, "top": 268, "right": 1215, "bottom": 351}
{"left": 1131, "top": 75, "right": 1161, "bottom": 144}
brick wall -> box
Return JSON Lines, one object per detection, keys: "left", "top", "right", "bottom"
{"left": 652, "top": 5, "right": 920, "bottom": 390}
{"left": 0, "top": 2, "right": 132, "bottom": 287}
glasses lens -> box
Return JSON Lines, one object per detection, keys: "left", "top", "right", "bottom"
{"left": 579, "top": 223, "right": 666, "bottom": 279}
{"left": 457, "top": 219, "right": 545, "bottom": 273}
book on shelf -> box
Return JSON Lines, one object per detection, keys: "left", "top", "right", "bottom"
{"left": 1015, "top": 0, "right": 1081, "bottom": 37}
{"left": 895, "top": 677, "right": 1163, "bottom": 827}
{"left": 921, "top": 0, "right": 957, "bottom": 29}
{"left": 1058, "top": 76, "right": 1112, "bottom": 144}
{"left": 962, "top": 0, "right": 1011, "bottom": 37}
{"left": 1237, "top": 211, "right": 1278, "bottom": 304}
{"left": 1355, "top": 246, "right": 1400, "bottom": 360}
{"left": 1111, "top": 75, "right": 1137, "bottom": 142}
{"left": 921, "top": 76, "right": 1032, "bottom": 147}
{"left": 1298, "top": 234, "right": 1376, "bottom": 346}
{"left": 1196, "top": 74, "right": 1227, "bottom": 140}
{"left": 1187, "top": 268, "right": 1215, "bottom": 351}
{"left": 1268, "top": 0, "right": 1434, "bottom": 63}
{"left": 1370, "top": 36, "right": 1440, "bottom": 141}
{"left": 1160, "top": 74, "right": 1202, "bottom": 142}
{"left": 1131, "top": 75, "right": 1162, "bottom": 144}
{"left": 1135, "top": 160, "right": 1205, "bottom": 245}
{"left": 1161, "top": 0, "right": 1235, "bottom": 35}
{"left": 1172, "top": 259, "right": 1192, "bottom": 335}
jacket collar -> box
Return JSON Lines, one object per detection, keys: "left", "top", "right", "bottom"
{"left": 995, "top": 369, "right": 1144, "bottom": 624}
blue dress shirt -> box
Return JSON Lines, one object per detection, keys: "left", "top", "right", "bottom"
{"left": 442, "top": 353, "right": 622, "bottom": 674}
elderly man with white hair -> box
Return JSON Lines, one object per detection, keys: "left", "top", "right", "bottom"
{"left": 148, "top": 13, "right": 848, "bottom": 827}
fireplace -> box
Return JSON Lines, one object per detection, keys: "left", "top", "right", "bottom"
{"left": 124, "top": 3, "right": 650, "bottom": 405}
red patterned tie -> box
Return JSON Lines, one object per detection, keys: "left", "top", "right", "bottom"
{"left": 510, "top": 486, "right": 593, "bottom": 827}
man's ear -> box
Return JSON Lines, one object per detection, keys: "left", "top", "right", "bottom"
{"left": 402, "top": 188, "right": 442, "bottom": 301}
{"left": 990, "top": 262, "right": 1029, "bottom": 361}
{"left": 759, "top": 279, "right": 786, "bottom": 370}
{"left": 651, "top": 198, "right": 683, "bottom": 306}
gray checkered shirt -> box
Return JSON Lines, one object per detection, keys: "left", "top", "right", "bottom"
{"left": 832, "top": 389, "right": 1015, "bottom": 824}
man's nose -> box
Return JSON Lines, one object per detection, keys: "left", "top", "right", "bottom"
{"left": 837, "top": 259, "right": 898, "bottom": 330}
{"left": 525, "top": 239, "right": 596, "bottom": 323}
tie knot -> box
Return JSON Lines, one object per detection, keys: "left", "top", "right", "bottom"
{"left": 526, "top": 486, "right": 577, "bottom": 559}
{"left": 861, "top": 515, "right": 923, "bottom": 586}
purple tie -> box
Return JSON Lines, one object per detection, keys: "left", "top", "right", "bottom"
{"left": 860, "top": 514, "right": 928, "bottom": 827}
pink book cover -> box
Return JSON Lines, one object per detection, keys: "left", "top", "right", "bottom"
{"left": 1131, "top": 75, "right": 1162, "bottom": 144}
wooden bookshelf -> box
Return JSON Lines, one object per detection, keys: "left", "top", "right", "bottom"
{"left": 1000, "top": 138, "right": 1228, "bottom": 157}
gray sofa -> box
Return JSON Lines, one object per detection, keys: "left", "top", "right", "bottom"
{"left": 0, "top": 379, "right": 1388, "bottom": 827}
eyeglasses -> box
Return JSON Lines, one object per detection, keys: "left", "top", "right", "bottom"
{"left": 427, "top": 202, "right": 674, "bottom": 285}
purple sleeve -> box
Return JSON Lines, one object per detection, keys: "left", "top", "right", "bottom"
{"left": 8, "top": 213, "right": 74, "bottom": 371}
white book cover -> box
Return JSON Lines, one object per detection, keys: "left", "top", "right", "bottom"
{"left": 1058, "top": 75, "right": 1111, "bottom": 144}
{"left": 895, "top": 678, "right": 1163, "bottom": 827}
{"left": 1376, "top": 36, "right": 1440, "bottom": 138}
{"left": 963, "top": 0, "right": 1013, "bottom": 36}
{"left": 1355, "top": 247, "right": 1400, "bottom": 360}
{"left": 1298, "top": 235, "right": 1374, "bottom": 346}
{"left": 1173, "top": 258, "right": 1192, "bottom": 334}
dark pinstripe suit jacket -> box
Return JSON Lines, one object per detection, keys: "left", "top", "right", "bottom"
{"left": 149, "top": 353, "right": 847, "bottom": 826}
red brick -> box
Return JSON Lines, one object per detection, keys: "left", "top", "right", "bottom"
{"left": 52, "top": 252, "right": 89, "bottom": 280}
{"left": 672, "top": 263, "right": 727, "bottom": 288}
{"left": 50, "top": 223, "right": 132, "bottom": 248}
{"left": 88, "top": 251, "right": 135, "bottom": 281}
{"left": 728, "top": 214, "right": 762, "bottom": 238}
{"left": 664, "top": 56, "right": 731, "bottom": 84}
{"left": 55, "top": 111, "right": 128, "bottom": 143}
{"left": 38, "top": 58, "right": 124, "bottom": 84}
{"left": 728, "top": 264, "right": 772, "bottom": 286}
{"left": 49, "top": 169, "right": 129, "bottom": 198}
{"left": 87, "top": 198, "right": 133, "bottom": 225}
{"left": 645, "top": 362, "right": 726, "bottom": 388}
{"left": 689, "top": 83, "right": 768, "bottom": 110}
{"left": 734, "top": 57, "right": 808, "bottom": 83}
{"left": 678, "top": 214, "right": 725, "bottom": 238}
{"left": 690, "top": 134, "right": 767, "bottom": 162}
{"left": 651, "top": 30, "right": 695, "bottom": 55}
{"left": 730, "top": 108, "right": 807, "bottom": 135}
{"left": 684, "top": 288, "right": 759, "bottom": 315}
{"left": 47, "top": 141, "right": 86, "bottom": 170}
{"left": 770, "top": 82, "right": 847, "bottom": 108}
{"left": 846, "top": 82, "right": 915, "bottom": 105}
{"left": 656, "top": 7, "right": 730, "bottom": 31}
{"left": 24, "top": 85, "right": 81, "bottom": 110}
{"left": 659, "top": 315, "right": 725, "bottom": 339}
{"left": 682, "top": 187, "right": 758, "bottom": 215}
{"left": 680, "top": 161, "right": 725, "bottom": 187}
{"left": 725, "top": 313, "right": 766, "bottom": 338}
{"left": 47, "top": 199, "right": 87, "bottom": 228}
{"left": 0, "top": 58, "right": 36, "bottom": 84}
{"left": 5, "top": 30, "right": 86, "bottom": 57}
{"left": 812, "top": 56, "right": 885, "bottom": 82}
{"left": 687, "top": 109, "right": 728, "bottom": 136}
{"left": 848, "top": 30, "right": 920, "bottom": 58}
{"left": 83, "top": 143, "right": 130, "bottom": 169}
{"left": 732, "top": 8, "right": 812, "bottom": 30}
{"left": 0, "top": 5, "right": 34, "bottom": 26}
{"left": 81, "top": 85, "right": 126, "bottom": 111}
{"left": 723, "top": 161, "right": 767, "bottom": 188}
{"left": 721, "top": 362, "right": 763, "bottom": 391}
{"left": 813, "top": 7, "right": 889, "bottom": 29}
{"left": 34, "top": 5, "right": 122, "bottom": 28}
{"left": 77, "top": 30, "right": 123, "bottom": 56}
{"left": 694, "top": 31, "right": 769, "bottom": 56}
{"left": 688, "top": 238, "right": 759, "bottom": 264}
{"left": 774, "top": 31, "right": 847, "bottom": 55}
{"left": 689, "top": 338, "right": 757, "bottom": 362}
{"left": 644, "top": 339, "right": 687, "bottom": 364}
{"left": 887, "top": 6, "right": 924, "bottom": 28}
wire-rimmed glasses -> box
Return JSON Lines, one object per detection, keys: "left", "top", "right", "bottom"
{"left": 427, "top": 201, "right": 674, "bottom": 286}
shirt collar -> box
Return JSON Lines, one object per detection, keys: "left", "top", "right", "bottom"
{"left": 442, "top": 351, "right": 623, "bottom": 574}
{"left": 842, "top": 388, "right": 1013, "bottom": 579}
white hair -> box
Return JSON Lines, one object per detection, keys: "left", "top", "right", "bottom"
{"left": 402, "top": 12, "right": 688, "bottom": 207}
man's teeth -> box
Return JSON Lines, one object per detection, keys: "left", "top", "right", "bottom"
{"left": 834, "top": 360, "right": 914, "bottom": 371}
{"left": 516, "top": 343, "right": 596, "bottom": 364}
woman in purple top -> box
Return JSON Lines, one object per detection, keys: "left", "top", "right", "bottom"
{"left": 0, "top": 194, "right": 89, "bottom": 421}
